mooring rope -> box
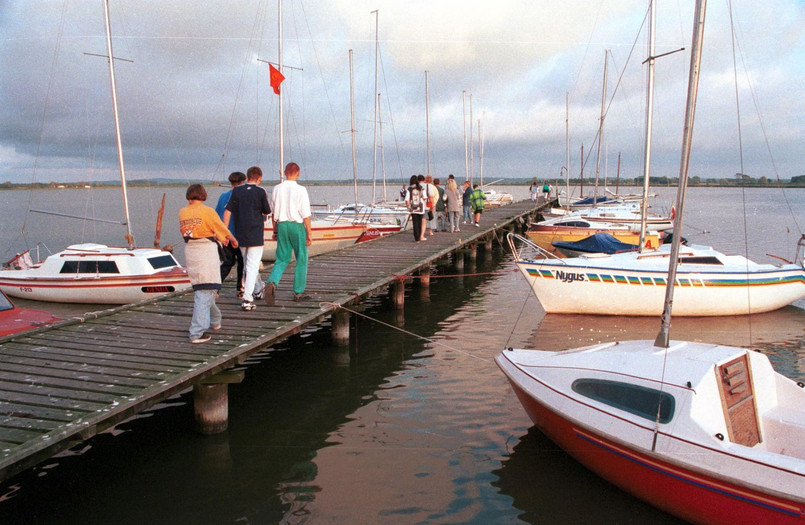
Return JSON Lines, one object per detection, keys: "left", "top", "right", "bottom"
{"left": 389, "top": 268, "right": 518, "bottom": 280}
{"left": 319, "top": 301, "right": 493, "bottom": 364}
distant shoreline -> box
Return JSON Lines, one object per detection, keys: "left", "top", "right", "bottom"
{"left": 2, "top": 179, "right": 803, "bottom": 190}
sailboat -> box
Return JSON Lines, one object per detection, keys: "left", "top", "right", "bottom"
{"left": 510, "top": 0, "right": 804, "bottom": 317}
{"left": 260, "top": 11, "right": 399, "bottom": 262}
{"left": 497, "top": 2, "right": 805, "bottom": 522}
{"left": 0, "top": 1, "right": 190, "bottom": 304}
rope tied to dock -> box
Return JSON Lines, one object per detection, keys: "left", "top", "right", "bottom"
{"left": 389, "top": 268, "right": 518, "bottom": 280}
{"left": 319, "top": 301, "right": 493, "bottom": 364}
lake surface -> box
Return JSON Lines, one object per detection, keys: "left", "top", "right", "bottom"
{"left": 0, "top": 184, "right": 803, "bottom": 523}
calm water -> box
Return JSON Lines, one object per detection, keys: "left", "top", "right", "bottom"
{"left": 0, "top": 185, "right": 803, "bottom": 524}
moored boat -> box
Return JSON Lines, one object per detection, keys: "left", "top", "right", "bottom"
{"left": 261, "top": 219, "right": 400, "bottom": 261}
{"left": 527, "top": 216, "right": 661, "bottom": 257}
{"left": 510, "top": 234, "right": 805, "bottom": 316}
{"left": 0, "top": 3, "right": 189, "bottom": 305}
{"left": 496, "top": 341, "right": 805, "bottom": 524}
{"left": 0, "top": 289, "right": 60, "bottom": 337}
{"left": 499, "top": 2, "right": 805, "bottom": 522}
{"left": 0, "top": 244, "right": 190, "bottom": 304}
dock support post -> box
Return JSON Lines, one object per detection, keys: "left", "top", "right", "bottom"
{"left": 391, "top": 279, "right": 405, "bottom": 310}
{"left": 194, "top": 384, "right": 228, "bottom": 434}
{"left": 454, "top": 251, "right": 464, "bottom": 271}
{"left": 194, "top": 370, "right": 245, "bottom": 435}
{"left": 485, "top": 236, "right": 493, "bottom": 251}
{"left": 332, "top": 309, "right": 350, "bottom": 346}
{"left": 468, "top": 244, "right": 477, "bottom": 261}
{"left": 419, "top": 267, "right": 431, "bottom": 288}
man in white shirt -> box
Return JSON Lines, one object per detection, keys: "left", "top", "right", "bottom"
{"left": 264, "top": 162, "right": 313, "bottom": 305}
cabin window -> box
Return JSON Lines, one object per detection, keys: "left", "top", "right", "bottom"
{"left": 148, "top": 255, "right": 178, "bottom": 270}
{"left": 0, "top": 294, "right": 13, "bottom": 312}
{"left": 572, "top": 379, "right": 675, "bottom": 424}
{"left": 560, "top": 220, "right": 592, "bottom": 228}
{"left": 679, "top": 256, "right": 722, "bottom": 265}
{"left": 59, "top": 260, "right": 120, "bottom": 274}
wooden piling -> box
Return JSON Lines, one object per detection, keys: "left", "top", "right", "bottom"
{"left": 332, "top": 309, "right": 350, "bottom": 346}
{"left": 193, "top": 370, "right": 245, "bottom": 435}
{"left": 391, "top": 278, "right": 405, "bottom": 309}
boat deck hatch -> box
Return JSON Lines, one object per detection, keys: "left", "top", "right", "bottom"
{"left": 718, "top": 355, "right": 761, "bottom": 446}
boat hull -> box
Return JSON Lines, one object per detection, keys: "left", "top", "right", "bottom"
{"left": 0, "top": 244, "right": 191, "bottom": 304}
{"left": 496, "top": 349, "right": 805, "bottom": 524}
{"left": 516, "top": 256, "right": 805, "bottom": 316}
{"left": 261, "top": 222, "right": 399, "bottom": 261}
{"left": 0, "top": 291, "right": 60, "bottom": 336}
{"left": 527, "top": 227, "right": 659, "bottom": 257}
{"left": 0, "top": 268, "right": 190, "bottom": 304}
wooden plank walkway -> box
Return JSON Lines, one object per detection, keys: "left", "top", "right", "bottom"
{"left": 0, "top": 199, "right": 544, "bottom": 481}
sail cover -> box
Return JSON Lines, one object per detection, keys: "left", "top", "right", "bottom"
{"left": 552, "top": 233, "right": 638, "bottom": 255}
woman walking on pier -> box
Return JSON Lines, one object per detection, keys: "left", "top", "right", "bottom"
{"left": 405, "top": 175, "right": 427, "bottom": 242}
{"left": 179, "top": 184, "right": 238, "bottom": 344}
{"left": 444, "top": 178, "right": 462, "bottom": 233}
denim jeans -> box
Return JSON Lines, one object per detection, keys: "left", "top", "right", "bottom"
{"left": 190, "top": 289, "right": 221, "bottom": 340}
{"left": 462, "top": 205, "right": 472, "bottom": 223}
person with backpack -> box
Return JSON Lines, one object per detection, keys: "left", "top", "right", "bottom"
{"left": 470, "top": 184, "right": 487, "bottom": 227}
{"left": 404, "top": 175, "right": 427, "bottom": 242}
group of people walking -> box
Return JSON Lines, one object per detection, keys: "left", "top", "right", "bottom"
{"left": 403, "top": 174, "right": 487, "bottom": 243}
{"left": 178, "top": 162, "right": 312, "bottom": 344}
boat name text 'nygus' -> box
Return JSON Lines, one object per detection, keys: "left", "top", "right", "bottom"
{"left": 554, "top": 270, "right": 586, "bottom": 283}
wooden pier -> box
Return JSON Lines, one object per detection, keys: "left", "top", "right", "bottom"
{"left": 0, "top": 199, "right": 544, "bottom": 482}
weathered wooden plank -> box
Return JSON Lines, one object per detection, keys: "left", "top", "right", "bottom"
{"left": 0, "top": 388, "right": 109, "bottom": 412}
{"left": 0, "top": 401, "right": 92, "bottom": 422}
{"left": 0, "top": 427, "right": 45, "bottom": 445}
{"left": 0, "top": 344, "right": 198, "bottom": 373}
{"left": 0, "top": 371, "right": 140, "bottom": 397}
{"left": 0, "top": 351, "right": 183, "bottom": 381}
{"left": 0, "top": 381, "right": 128, "bottom": 405}
{"left": 1, "top": 416, "right": 64, "bottom": 434}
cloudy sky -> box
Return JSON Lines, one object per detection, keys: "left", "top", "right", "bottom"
{"left": 1, "top": 0, "right": 804, "bottom": 185}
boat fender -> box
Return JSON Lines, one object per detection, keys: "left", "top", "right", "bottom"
{"left": 715, "top": 433, "right": 724, "bottom": 441}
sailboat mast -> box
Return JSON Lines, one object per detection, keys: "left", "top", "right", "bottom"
{"left": 349, "top": 50, "right": 358, "bottom": 212}
{"left": 463, "top": 91, "right": 469, "bottom": 182}
{"left": 102, "top": 0, "right": 134, "bottom": 248}
{"left": 580, "top": 144, "right": 584, "bottom": 196}
{"left": 639, "top": 0, "right": 658, "bottom": 252}
{"left": 278, "top": 0, "right": 284, "bottom": 180}
{"left": 371, "top": 9, "right": 379, "bottom": 204}
{"left": 565, "top": 92, "right": 570, "bottom": 207}
{"left": 379, "top": 93, "right": 387, "bottom": 203}
{"left": 655, "top": 0, "right": 708, "bottom": 348}
{"left": 425, "top": 70, "right": 431, "bottom": 175}
{"left": 478, "top": 119, "right": 483, "bottom": 186}
{"left": 469, "top": 94, "right": 474, "bottom": 184}
{"left": 593, "top": 50, "right": 608, "bottom": 208}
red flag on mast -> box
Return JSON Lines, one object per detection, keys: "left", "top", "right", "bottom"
{"left": 269, "top": 64, "right": 285, "bottom": 95}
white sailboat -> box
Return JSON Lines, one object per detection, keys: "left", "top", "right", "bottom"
{"left": 498, "top": 3, "right": 805, "bottom": 522}
{"left": 0, "top": 1, "right": 189, "bottom": 304}
{"left": 511, "top": 0, "right": 804, "bottom": 317}
{"left": 260, "top": 39, "right": 399, "bottom": 262}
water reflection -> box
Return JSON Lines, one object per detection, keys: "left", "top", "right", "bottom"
{"left": 491, "top": 427, "right": 684, "bottom": 524}
{"left": 1, "top": 235, "right": 803, "bottom": 523}
{"left": 530, "top": 306, "right": 805, "bottom": 382}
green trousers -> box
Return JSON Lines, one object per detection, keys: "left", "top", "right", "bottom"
{"left": 268, "top": 221, "right": 308, "bottom": 294}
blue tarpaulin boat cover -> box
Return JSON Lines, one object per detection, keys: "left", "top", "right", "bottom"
{"left": 552, "top": 233, "right": 638, "bottom": 254}
{"left": 571, "top": 196, "right": 614, "bottom": 206}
